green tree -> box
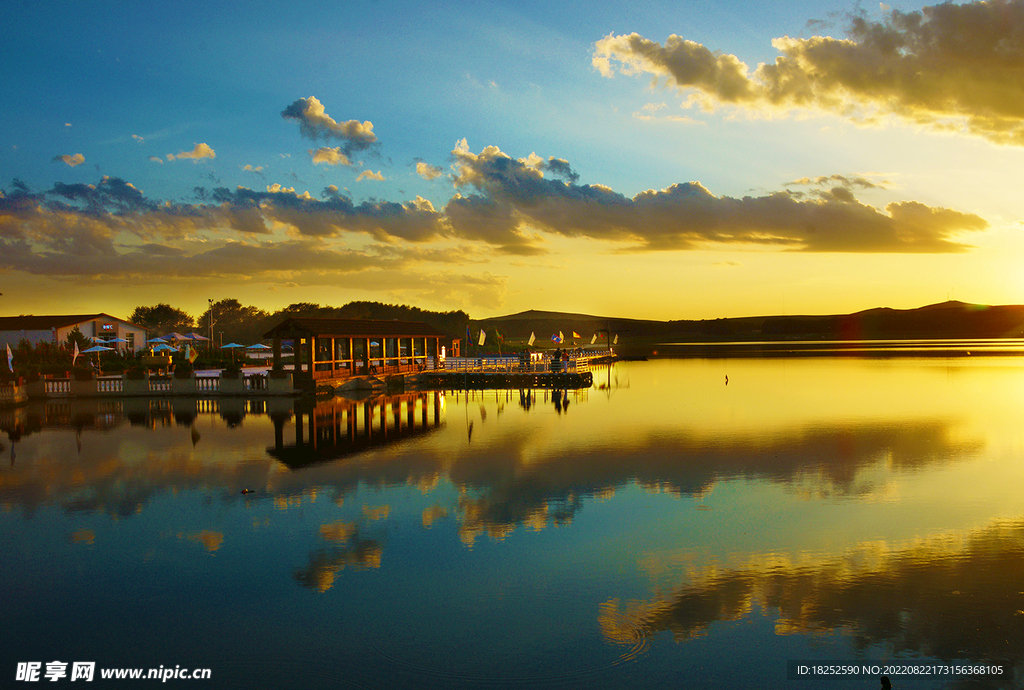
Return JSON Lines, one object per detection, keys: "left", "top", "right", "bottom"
{"left": 130, "top": 304, "right": 194, "bottom": 336}
{"left": 64, "top": 326, "right": 92, "bottom": 353}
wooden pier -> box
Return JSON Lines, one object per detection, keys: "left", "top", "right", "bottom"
{"left": 417, "top": 370, "right": 592, "bottom": 389}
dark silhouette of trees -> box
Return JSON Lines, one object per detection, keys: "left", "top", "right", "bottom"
{"left": 197, "top": 299, "right": 269, "bottom": 346}
{"left": 129, "top": 304, "right": 194, "bottom": 336}
{"left": 129, "top": 299, "right": 470, "bottom": 347}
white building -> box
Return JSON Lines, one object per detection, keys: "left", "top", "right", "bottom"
{"left": 0, "top": 314, "right": 147, "bottom": 353}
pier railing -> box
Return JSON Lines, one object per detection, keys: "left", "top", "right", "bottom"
{"left": 442, "top": 353, "right": 606, "bottom": 374}
{"left": 25, "top": 370, "right": 294, "bottom": 399}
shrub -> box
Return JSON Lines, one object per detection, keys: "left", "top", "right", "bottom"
{"left": 71, "top": 367, "right": 94, "bottom": 381}
{"left": 125, "top": 366, "right": 146, "bottom": 380}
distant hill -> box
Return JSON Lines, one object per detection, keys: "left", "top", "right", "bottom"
{"left": 473, "top": 301, "right": 1024, "bottom": 343}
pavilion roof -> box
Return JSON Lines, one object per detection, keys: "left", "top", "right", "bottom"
{"left": 263, "top": 317, "right": 445, "bottom": 339}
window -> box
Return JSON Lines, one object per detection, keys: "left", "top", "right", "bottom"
{"left": 334, "top": 337, "right": 350, "bottom": 361}
{"left": 316, "top": 337, "right": 332, "bottom": 361}
{"left": 386, "top": 338, "right": 399, "bottom": 367}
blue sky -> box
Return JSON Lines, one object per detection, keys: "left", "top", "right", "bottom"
{"left": 4, "top": 0, "right": 1024, "bottom": 322}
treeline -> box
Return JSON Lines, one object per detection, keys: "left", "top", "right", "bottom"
{"left": 129, "top": 300, "right": 470, "bottom": 346}
{"left": 760, "top": 304, "right": 1024, "bottom": 340}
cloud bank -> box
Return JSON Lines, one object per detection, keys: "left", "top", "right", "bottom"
{"left": 446, "top": 141, "right": 986, "bottom": 252}
{"left": 0, "top": 141, "right": 988, "bottom": 293}
{"left": 594, "top": 0, "right": 1024, "bottom": 144}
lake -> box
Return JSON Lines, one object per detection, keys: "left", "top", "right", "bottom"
{"left": 3, "top": 354, "right": 1024, "bottom": 688}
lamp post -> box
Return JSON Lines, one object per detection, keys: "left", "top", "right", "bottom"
{"left": 208, "top": 299, "right": 214, "bottom": 355}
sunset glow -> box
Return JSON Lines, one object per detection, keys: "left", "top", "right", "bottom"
{"left": 3, "top": 0, "right": 1024, "bottom": 321}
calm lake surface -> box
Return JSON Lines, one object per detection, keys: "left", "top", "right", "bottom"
{"left": 4, "top": 354, "right": 1024, "bottom": 688}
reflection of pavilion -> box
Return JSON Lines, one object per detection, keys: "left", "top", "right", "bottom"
{"left": 268, "top": 391, "right": 445, "bottom": 469}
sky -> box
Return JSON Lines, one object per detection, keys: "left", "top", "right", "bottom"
{"left": 3, "top": 0, "right": 1024, "bottom": 323}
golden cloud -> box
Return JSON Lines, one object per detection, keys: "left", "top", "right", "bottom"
{"left": 594, "top": 1, "right": 1024, "bottom": 144}
{"left": 310, "top": 147, "right": 351, "bottom": 166}
{"left": 53, "top": 153, "right": 85, "bottom": 167}
{"left": 282, "top": 96, "right": 377, "bottom": 151}
{"left": 169, "top": 143, "right": 216, "bottom": 161}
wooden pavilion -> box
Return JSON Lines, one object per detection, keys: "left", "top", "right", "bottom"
{"left": 263, "top": 317, "right": 446, "bottom": 387}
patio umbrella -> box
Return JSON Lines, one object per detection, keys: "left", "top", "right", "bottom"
{"left": 147, "top": 337, "right": 168, "bottom": 343}
{"left": 80, "top": 345, "right": 114, "bottom": 370}
{"left": 152, "top": 343, "right": 177, "bottom": 352}
{"left": 221, "top": 342, "right": 244, "bottom": 362}
{"left": 246, "top": 343, "right": 271, "bottom": 350}
{"left": 186, "top": 332, "right": 210, "bottom": 341}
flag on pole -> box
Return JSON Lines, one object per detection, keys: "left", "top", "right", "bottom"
{"left": 559, "top": 331, "right": 564, "bottom": 343}
{"left": 478, "top": 329, "right": 486, "bottom": 346}
{"left": 73, "top": 341, "right": 80, "bottom": 366}
{"left": 188, "top": 344, "right": 199, "bottom": 363}
{"left": 551, "top": 333, "right": 562, "bottom": 343}
{"left": 6, "top": 343, "right": 13, "bottom": 373}
{"left": 528, "top": 332, "right": 536, "bottom": 347}
{"left": 572, "top": 331, "right": 581, "bottom": 339}
{"left": 613, "top": 334, "right": 618, "bottom": 345}
{"left": 590, "top": 334, "right": 597, "bottom": 345}
{"left": 495, "top": 328, "right": 504, "bottom": 342}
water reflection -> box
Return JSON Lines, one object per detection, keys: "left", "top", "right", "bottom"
{"left": 4, "top": 358, "right": 1024, "bottom": 688}
{"left": 269, "top": 391, "right": 445, "bottom": 468}
{"left": 602, "top": 514, "right": 1024, "bottom": 682}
